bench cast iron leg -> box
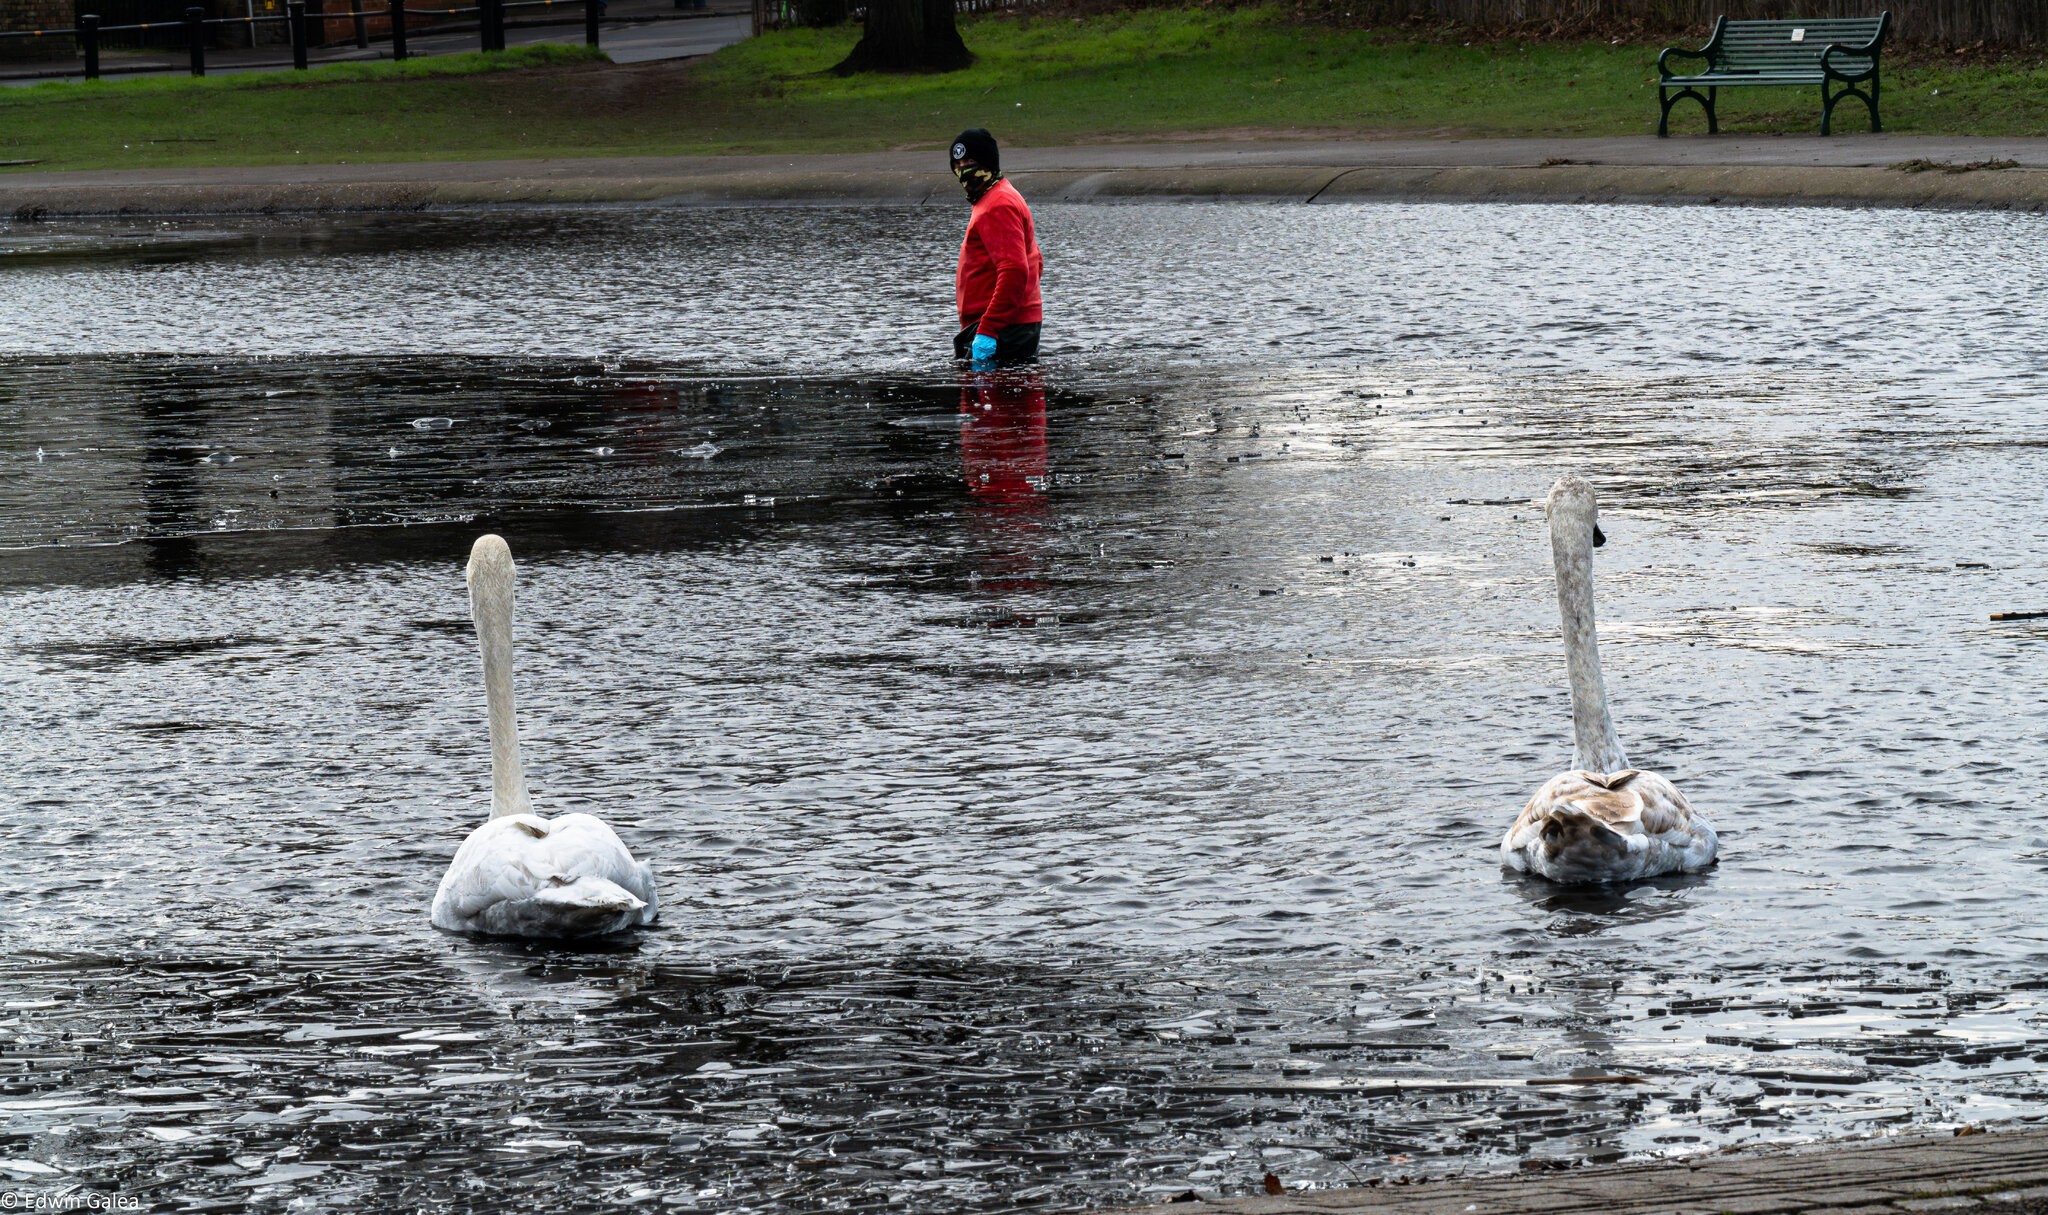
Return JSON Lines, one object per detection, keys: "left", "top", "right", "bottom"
{"left": 1822, "top": 80, "right": 1881, "bottom": 136}
{"left": 1707, "top": 86, "right": 1718, "bottom": 134}
{"left": 1659, "top": 86, "right": 1716, "bottom": 137}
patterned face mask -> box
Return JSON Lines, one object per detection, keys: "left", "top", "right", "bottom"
{"left": 954, "top": 162, "right": 1001, "bottom": 203}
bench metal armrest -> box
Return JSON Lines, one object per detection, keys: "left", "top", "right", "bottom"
{"left": 1820, "top": 10, "right": 1890, "bottom": 79}
{"left": 1819, "top": 42, "right": 1874, "bottom": 80}
{"left": 1657, "top": 43, "right": 1711, "bottom": 77}
{"left": 1657, "top": 16, "right": 1722, "bottom": 80}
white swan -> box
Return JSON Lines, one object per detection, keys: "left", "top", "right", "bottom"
{"left": 430, "top": 534, "right": 658, "bottom": 938}
{"left": 1501, "top": 475, "right": 1718, "bottom": 884}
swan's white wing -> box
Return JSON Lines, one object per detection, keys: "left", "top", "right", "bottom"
{"left": 434, "top": 816, "right": 560, "bottom": 923}
{"left": 431, "top": 813, "right": 658, "bottom": 937}
{"left": 541, "top": 813, "right": 660, "bottom": 923}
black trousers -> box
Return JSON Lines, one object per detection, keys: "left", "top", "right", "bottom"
{"left": 955, "top": 321, "right": 1042, "bottom": 364}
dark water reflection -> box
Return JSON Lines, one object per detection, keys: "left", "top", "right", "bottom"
{"left": 4, "top": 204, "right": 2048, "bottom": 1209}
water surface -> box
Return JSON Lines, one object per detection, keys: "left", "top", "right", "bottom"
{"left": 3, "top": 203, "right": 2048, "bottom": 1210}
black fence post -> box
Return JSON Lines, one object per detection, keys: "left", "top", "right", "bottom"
{"left": 185, "top": 6, "right": 205, "bottom": 75}
{"left": 350, "top": 1, "right": 365, "bottom": 46}
{"left": 480, "top": 0, "right": 501, "bottom": 50}
{"left": 583, "top": 0, "right": 596, "bottom": 46}
{"left": 388, "top": 0, "right": 405, "bottom": 58}
{"left": 79, "top": 13, "right": 100, "bottom": 79}
{"left": 287, "top": 0, "right": 306, "bottom": 66}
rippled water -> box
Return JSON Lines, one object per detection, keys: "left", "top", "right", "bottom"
{"left": 3, "top": 203, "right": 2048, "bottom": 1211}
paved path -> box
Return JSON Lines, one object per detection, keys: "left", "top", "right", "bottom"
{"left": 6, "top": 135, "right": 2048, "bottom": 215}
{"left": 1006, "top": 134, "right": 2048, "bottom": 170}
{"left": 1107, "top": 1126, "right": 2048, "bottom": 1214}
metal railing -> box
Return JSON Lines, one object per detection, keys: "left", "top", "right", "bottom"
{"left": 0, "top": 0, "right": 719, "bottom": 79}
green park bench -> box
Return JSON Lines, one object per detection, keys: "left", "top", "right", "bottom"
{"left": 1657, "top": 12, "right": 1891, "bottom": 137}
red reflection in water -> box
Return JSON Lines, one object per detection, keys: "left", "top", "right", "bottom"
{"left": 609, "top": 380, "right": 684, "bottom": 410}
{"left": 959, "top": 369, "right": 1049, "bottom": 595}
{"left": 959, "top": 369, "right": 1047, "bottom": 509}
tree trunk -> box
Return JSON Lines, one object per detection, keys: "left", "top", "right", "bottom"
{"left": 832, "top": 0, "right": 971, "bottom": 73}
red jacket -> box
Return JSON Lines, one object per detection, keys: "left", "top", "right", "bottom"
{"left": 956, "top": 179, "right": 1043, "bottom": 336}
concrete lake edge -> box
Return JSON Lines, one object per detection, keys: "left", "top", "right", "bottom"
{"left": 8, "top": 137, "right": 2048, "bottom": 216}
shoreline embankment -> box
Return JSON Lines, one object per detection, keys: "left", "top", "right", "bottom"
{"left": 6, "top": 136, "right": 2048, "bottom": 216}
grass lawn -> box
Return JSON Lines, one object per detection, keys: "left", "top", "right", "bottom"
{"left": 2, "top": 7, "right": 2045, "bottom": 171}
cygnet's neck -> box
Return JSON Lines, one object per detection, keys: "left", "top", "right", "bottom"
{"left": 1551, "top": 502, "right": 1628, "bottom": 773}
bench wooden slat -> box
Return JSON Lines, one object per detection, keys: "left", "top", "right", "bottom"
{"left": 1720, "top": 42, "right": 1871, "bottom": 52}
{"left": 1721, "top": 35, "right": 1879, "bottom": 47}
{"left": 1718, "top": 24, "right": 1883, "bottom": 34}
{"left": 1719, "top": 30, "right": 1881, "bottom": 39}
{"left": 1668, "top": 72, "right": 1835, "bottom": 80}
{"left": 1720, "top": 41, "right": 1873, "bottom": 52}
{"left": 1722, "top": 23, "right": 1880, "bottom": 32}
{"left": 1717, "top": 56, "right": 1875, "bottom": 67}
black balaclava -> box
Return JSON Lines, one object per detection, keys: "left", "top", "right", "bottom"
{"left": 949, "top": 128, "right": 1002, "bottom": 204}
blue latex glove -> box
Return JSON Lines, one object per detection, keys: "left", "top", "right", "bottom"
{"left": 970, "top": 333, "right": 999, "bottom": 365}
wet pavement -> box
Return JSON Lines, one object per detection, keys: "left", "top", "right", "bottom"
{"left": 3, "top": 203, "right": 2048, "bottom": 1210}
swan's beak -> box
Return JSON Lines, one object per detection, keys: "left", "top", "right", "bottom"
{"left": 1592, "top": 523, "right": 1607, "bottom": 548}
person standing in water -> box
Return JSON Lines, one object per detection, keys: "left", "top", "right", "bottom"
{"left": 950, "top": 129, "right": 1043, "bottom": 367}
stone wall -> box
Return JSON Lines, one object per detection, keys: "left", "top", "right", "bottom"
{"left": 0, "top": 0, "right": 76, "bottom": 58}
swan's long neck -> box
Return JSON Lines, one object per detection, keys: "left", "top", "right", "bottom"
{"left": 469, "top": 541, "right": 532, "bottom": 820}
{"left": 1552, "top": 505, "right": 1628, "bottom": 774}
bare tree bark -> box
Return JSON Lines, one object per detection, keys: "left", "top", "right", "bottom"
{"left": 833, "top": 0, "right": 971, "bottom": 73}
